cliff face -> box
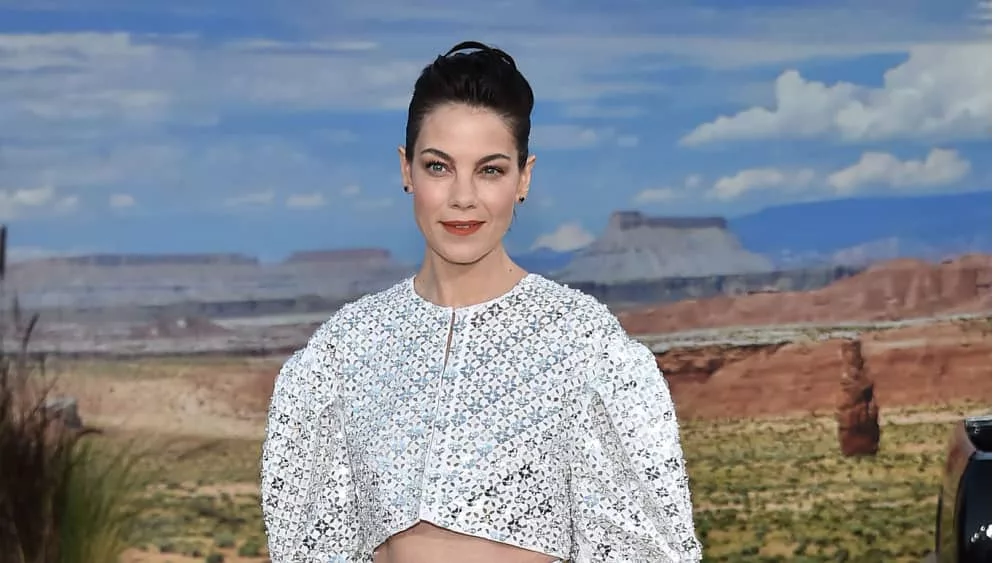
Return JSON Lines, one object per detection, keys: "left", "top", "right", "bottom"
{"left": 653, "top": 319, "right": 990, "bottom": 420}
{"left": 571, "top": 265, "right": 859, "bottom": 309}
{"left": 558, "top": 211, "right": 773, "bottom": 284}
{"left": 619, "top": 254, "right": 991, "bottom": 334}
{"left": 5, "top": 248, "right": 414, "bottom": 311}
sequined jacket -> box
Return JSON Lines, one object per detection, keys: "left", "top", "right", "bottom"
{"left": 260, "top": 273, "right": 702, "bottom": 562}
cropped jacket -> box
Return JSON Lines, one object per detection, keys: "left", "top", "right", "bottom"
{"left": 260, "top": 273, "right": 702, "bottom": 562}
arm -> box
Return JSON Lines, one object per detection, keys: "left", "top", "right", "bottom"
{"left": 572, "top": 328, "right": 702, "bottom": 562}
{"left": 260, "top": 344, "right": 364, "bottom": 561}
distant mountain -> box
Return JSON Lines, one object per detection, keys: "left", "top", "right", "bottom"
{"left": 555, "top": 211, "right": 772, "bottom": 283}
{"left": 516, "top": 191, "right": 991, "bottom": 276}
{"left": 729, "top": 191, "right": 990, "bottom": 267}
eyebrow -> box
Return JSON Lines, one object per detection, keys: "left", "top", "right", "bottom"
{"left": 420, "top": 148, "right": 511, "bottom": 166}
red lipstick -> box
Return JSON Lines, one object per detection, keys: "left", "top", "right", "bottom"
{"left": 441, "top": 221, "right": 484, "bottom": 236}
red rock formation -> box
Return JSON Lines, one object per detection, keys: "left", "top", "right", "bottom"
{"left": 834, "top": 340, "right": 880, "bottom": 457}
{"left": 653, "top": 318, "right": 990, "bottom": 420}
{"left": 619, "top": 254, "right": 991, "bottom": 334}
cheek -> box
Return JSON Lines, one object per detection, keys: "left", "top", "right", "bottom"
{"left": 483, "top": 186, "right": 518, "bottom": 216}
{"left": 412, "top": 190, "right": 442, "bottom": 222}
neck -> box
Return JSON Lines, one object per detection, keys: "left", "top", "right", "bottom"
{"left": 414, "top": 245, "right": 528, "bottom": 308}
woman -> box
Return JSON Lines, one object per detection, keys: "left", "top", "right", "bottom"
{"left": 260, "top": 41, "right": 702, "bottom": 563}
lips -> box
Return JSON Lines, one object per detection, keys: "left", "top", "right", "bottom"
{"left": 440, "top": 221, "right": 485, "bottom": 236}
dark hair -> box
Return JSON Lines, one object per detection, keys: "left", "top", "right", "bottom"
{"left": 405, "top": 40, "right": 534, "bottom": 168}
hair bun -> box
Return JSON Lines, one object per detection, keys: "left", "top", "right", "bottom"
{"left": 442, "top": 40, "right": 518, "bottom": 69}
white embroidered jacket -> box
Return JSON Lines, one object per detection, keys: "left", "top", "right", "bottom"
{"left": 260, "top": 273, "right": 702, "bottom": 562}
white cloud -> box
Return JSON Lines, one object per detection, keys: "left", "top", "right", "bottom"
{"left": 0, "top": 134, "right": 369, "bottom": 215}
{"left": 710, "top": 168, "right": 816, "bottom": 201}
{"left": 224, "top": 190, "right": 274, "bottom": 207}
{"left": 681, "top": 43, "right": 990, "bottom": 145}
{"left": 5, "top": 186, "right": 54, "bottom": 207}
{"left": 531, "top": 222, "right": 595, "bottom": 252}
{"left": 0, "top": 2, "right": 987, "bottom": 226}
{"left": 683, "top": 174, "right": 703, "bottom": 189}
{"left": 827, "top": 148, "right": 971, "bottom": 194}
{"left": 0, "top": 185, "right": 78, "bottom": 219}
{"left": 704, "top": 147, "right": 972, "bottom": 201}
{"left": 341, "top": 184, "right": 361, "bottom": 197}
{"left": 0, "top": 32, "right": 424, "bottom": 146}
{"left": 109, "top": 193, "right": 135, "bottom": 208}
{"left": 3, "top": 17, "right": 966, "bottom": 149}
{"left": 286, "top": 192, "right": 327, "bottom": 209}
{"left": 315, "top": 1, "right": 984, "bottom": 70}
{"left": 632, "top": 187, "right": 680, "bottom": 204}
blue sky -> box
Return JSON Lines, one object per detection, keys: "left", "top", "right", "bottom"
{"left": 0, "top": 0, "right": 991, "bottom": 263}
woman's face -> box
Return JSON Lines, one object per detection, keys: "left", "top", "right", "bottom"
{"left": 399, "top": 103, "right": 535, "bottom": 266}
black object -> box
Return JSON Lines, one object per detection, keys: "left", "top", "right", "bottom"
{"left": 0, "top": 224, "right": 7, "bottom": 280}
{"left": 935, "top": 414, "right": 991, "bottom": 563}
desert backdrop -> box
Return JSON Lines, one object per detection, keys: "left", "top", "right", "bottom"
{"left": 7, "top": 202, "right": 989, "bottom": 563}
{"left": 1, "top": 4, "right": 991, "bottom": 561}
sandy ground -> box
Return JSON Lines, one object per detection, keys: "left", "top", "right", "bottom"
{"left": 48, "top": 317, "right": 990, "bottom": 442}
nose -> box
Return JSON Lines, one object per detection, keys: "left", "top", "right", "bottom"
{"left": 448, "top": 175, "right": 477, "bottom": 209}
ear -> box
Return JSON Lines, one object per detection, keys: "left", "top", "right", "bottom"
{"left": 398, "top": 145, "right": 412, "bottom": 189}
{"left": 517, "top": 154, "right": 536, "bottom": 202}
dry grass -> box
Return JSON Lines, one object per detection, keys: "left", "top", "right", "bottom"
{"left": 0, "top": 306, "right": 147, "bottom": 563}
{"left": 113, "top": 433, "right": 268, "bottom": 562}
{"left": 685, "top": 401, "right": 988, "bottom": 562}
{"left": 97, "top": 390, "right": 987, "bottom": 562}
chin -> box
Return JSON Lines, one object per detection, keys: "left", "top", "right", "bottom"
{"left": 432, "top": 243, "right": 496, "bottom": 266}
{"left": 438, "top": 250, "right": 490, "bottom": 266}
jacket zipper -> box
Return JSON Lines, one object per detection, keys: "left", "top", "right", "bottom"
{"left": 416, "top": 309, "right": 457, "bottom": 514}
{"left": 441, "top": 310, "right": 456, "bottom": 369}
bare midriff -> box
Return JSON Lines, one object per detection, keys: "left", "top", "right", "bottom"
{"left": 373, "top": 521, "right": 559, "bottom": 563}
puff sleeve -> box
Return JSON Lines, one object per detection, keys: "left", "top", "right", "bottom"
{"left": 260, "top": 345, "right": 365, "bottom": 561}
{"left": 570, "top": 327, "right": 702, "bottom": 562}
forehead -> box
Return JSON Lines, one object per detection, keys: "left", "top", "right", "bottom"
{"left": 416, "top": 103, "right": 516, "bottom": 155}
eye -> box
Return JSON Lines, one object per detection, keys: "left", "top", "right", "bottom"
{"left": 481, "top": 166, "right": 505, "bottom": 176}
{"left": 425, "top": 161, "right": 448, "bottom": 174}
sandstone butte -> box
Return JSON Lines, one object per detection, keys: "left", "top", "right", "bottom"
{"left": 615, "top": 254, "right": 992, "bottom": 421}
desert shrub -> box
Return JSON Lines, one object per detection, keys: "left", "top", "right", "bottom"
{"left": 237, "top": 538, "right": 262, "bottom": 556}
{"left": 0, "top": 299, "right": 147, "bottom": 562}
{"left": 213, "top": 531, "right": 235, "bottom": 548}
{"left": 56, "top": 437, "right": 146, "bottom": 563}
